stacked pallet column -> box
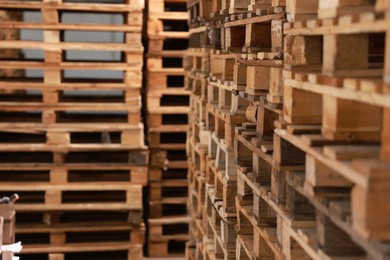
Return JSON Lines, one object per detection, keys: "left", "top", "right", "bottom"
{"left": 146, "top": 0, "right": 191, "bottom": 256}
{"left": 184, "top": 0, "right": 213, "bottom": 255}
{"left": 186, "top": 0, "right": 390, "bottom": 259}
{"left": 188, "top": 0, "right": 287, "bottom": 258}
{"left": 276, "top": 0, "right": 390, "bottom": 258}
{"left": 0, "top": 0, "right": 147, "bottom": 259}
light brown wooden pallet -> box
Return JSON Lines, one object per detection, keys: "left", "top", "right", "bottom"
{"left": 147, "top": 216, "right": 190, "bottom": 257}
{"left": 236, "top": 165, "right": 372, "bottom": 260}
{"left": 0, "top": 40, "right": 143, "bottom": 52}
{"left": 147, "top": 111, "right": 189, "bottom": 128}
{"left": 0, "top": 123, "right": 146, "bottom": 148}
{"left": 317, "top": 0, "right": 375, "bottom": 19}
{"left": 149, "top": 179, "right": 189, "bottom": 201}
{"left": 149, "top": 197, "right": 188, "bottom": 218}
{"left": 207, "top": 78, "right": 250, "bottom": 115}
{"left": 0, "top": 164, "right": 147, "bottom": 186}
{"left": 149, "top": 165, "right": 188, "bottom": 182}
{"left": 274, "top": 127, "right": 390, "bottom": 246}
{"left": 4, "top": 184, "right": 143, "bottom": 212}
{"left": 22, "top": 246, "right": 143, "bottom": 260}
{"left": 188, "top": 25, "right": 214, "bottom": 48}
{"left": 148, "top": 125, "right": 188, "bottom": 150}
{"left": 185, "top": 71, "right": 208, "bottom": 97}
{"left": 185, "top": 241, "right": 197, "bottom": 260}
{"left": 222, "top": 12, "right": 285, "bottom": 52}
{"left": 206, "top": 103, "right": 247, "bottom": 147}
{"left": 148, "top": 13, "right": 189, "bottom": 37}
{"left": 187, "top": 0, "right": 213, "bottom": 25}
{"left": 184, "top": 48, "right": 211, "bottom": 74}
{"left": 0, "top": 22, "right": 142, "bottom": 33}
{"left": 235, "top": 197, "right": 282, "bottom": 260}
{"left": 234, "top": 56, "right": 284, "bottom": 104}
{"left": 150, "top": 149, "right": 188, "bottom": 169}
{"left": 0, "top": 149, "right": 149, "bottom": 166}
{"left": 206, "top": 158, "right": 236, "bottom": 213}
{"left": 0, "top": 80, "right": 142, "bottom": 91}
{"left": 285, "top": 0, "right": 318, "bottom": 22}
{"left": 149, "top": 0, "right": 187, "bottom": 16}
{"left": 188, "top": 156, "right": 207, "bottom": 215}
{"left": 0, "top": 110, "right": 142, "bottom": 126}
{"left": 147, "top": 88, "right": 191, "bottom": 113}
{"left": 16, "top": 209, "right": 144, "bottom": 228}
{"left": 188, "top": 89, "right": 208, "bottom": 126}
{"left": 0, "top": 0, "right": 144, "bottom": 12}
{"left": 0, "top": 61, "right": 143, "bottom": 71}
{"left": 148, "top": 34, "right": 189, "bottom": 53}
{"left": 203, "top": 184, "right": 236, "bottom": 259}
{"left": 147, "top": 68, "right": 186, "bottom": 90}
{"left": 187, "top": 136, "right": 208, "bottom": 173}
{"left": 147, "top": 240, "right": 187, "bottom": 257}
{"left": 20, "top": 243, "right": 143, "bottom": 260}
{"left": 17, "top": 223, "right": 145, "bottom": 254}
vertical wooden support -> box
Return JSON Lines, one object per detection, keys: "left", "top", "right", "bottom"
{"left": 43, "top": 0, "right": 61, "bottom": 124}
{"left": 352, "top": 160, "right": 390, "bottom": 240}
{"left": 284, "top": 35, "right": 322, "bottom": 66}
{"left": 322, "top": 95, "right": 382, "bottom": 142}
{"left": 246, "top": 66, "right": 271, "bottom": 93}
{"left": 323, "top": 34, "right": 369, "bottom": 76}
{"left": 381, "top": 107, "right": 390, "bottom": 161}
{"left": 283, "top": 85, "right": 323, "bottom": 124}
{"left": 245, "top": 23, "right": 271, "bottom": 51}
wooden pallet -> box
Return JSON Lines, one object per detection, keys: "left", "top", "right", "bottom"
{"left": 235, "top": 197, "right": 281, "bottom": 260}
{"left": 149, "top": 166, "right": 188, "bottom": 182}
{"left": 147, "top": 67, "right": 186, "bottom": 91}
{"left": 207, "top": 78, "right": 250, "bottom": 116}
{"left": 0, "top": 123, "right": 145, "bottom": 148}
{"left": 150, "top": 149, "right": 188, "bottom": 168}
{"left": 147, "top": 216, "right": 190, "bottom": 257}
{"left": 203, "top": 184, "right": 236, "bottom": 259}
{"left": 318, "top": 0, "right": 375, "bottom": 19}
{"left": 2, "top": 184, "right": 143, "bottom": 212}
{"left": 149, "top": 0, "right": 187, "bottom": 17}
{"left": 286, "top": 0, "right": 318, "bottom": 22}
{"left": 148, "top": 125, "right": 188, "bottom": 150}
{"left": 147, "top": 110, "right": 189, "bottom": 128}
{"left": 187, "top": 0, "right": 213, "bottom": 26}
{"left": 0, "top": 9, "right": 23, "bottom": 80}
{"left": 21, "top": 246, "right": 143, "bottom": 260}
{"left": 149, "top": 179, "right": 189, "bottom": 201}
{"left": 206, "top": 103, "right": 246, "bottom": 147}
{"left": 234, "top": 55, "right": 284, "bottom": 104}
{"left": 149, "top": 197, "right": 188, "bottom": 218}
{"left": 0, "top": 164, "right": 148, "bottom": 187}
{"left": 184, "top": 48, "right": 210, "bottom": 74}
{"left": 17, "top": 223, "right": 145, "bottom": 254}
{"left": 0, "top": 148, "right": 148, "bottom": 164}
{"left": 147, "top": 88, "right": 191, "bottom": 114}
{"left": 188, "top": 164, "right": 206, "bottom": 220}
{"left": 222, "top": 11, "right": 285, "bottom": 52}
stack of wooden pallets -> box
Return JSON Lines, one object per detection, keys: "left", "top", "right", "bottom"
{"left": 0, "top": 0, "right": 147, "bottom": 259}
{"left": 185, "top": 0, "right": 390, "bottom": 259}
{"left": 146, "top": 0, "right": 191, "bottom": 257}
{"left": 184, "top": 38, "right": 211, "bottom": 260}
